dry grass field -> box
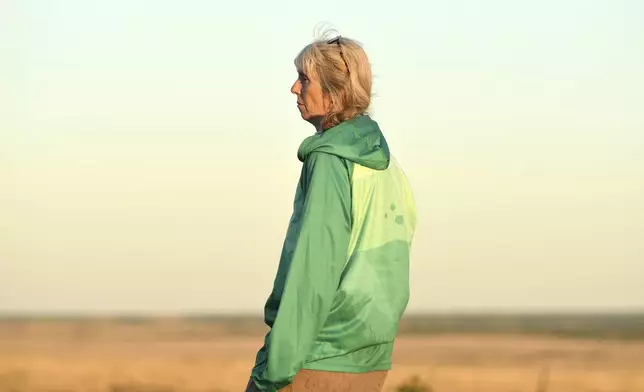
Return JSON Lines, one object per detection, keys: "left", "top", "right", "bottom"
{"left": 0, "top": 316, "right": 643, "bottom": 392}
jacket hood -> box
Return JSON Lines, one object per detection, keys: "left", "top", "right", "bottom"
{"left": 297, "top": 115, "right": 390, "bottom": 170}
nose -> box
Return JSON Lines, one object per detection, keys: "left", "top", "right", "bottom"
{"left": 290, "top": 79, "right": 300, "bottom": 96}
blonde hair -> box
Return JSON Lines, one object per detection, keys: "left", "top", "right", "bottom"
{"left": 294, "top": 29, "right": 372, "bottom": 130}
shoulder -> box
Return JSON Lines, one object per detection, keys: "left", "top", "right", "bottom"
{"left": 302, "top": 152, "right": 352, "bottom": 184}
{"left": 304, "top": 152, "right": 348, "bottom": 170}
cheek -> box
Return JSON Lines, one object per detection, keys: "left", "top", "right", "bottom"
{"left": 308, "top": 86, "right": 324, "bottom": 109}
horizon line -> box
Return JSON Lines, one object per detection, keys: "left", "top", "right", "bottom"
{"left": 1, "top": 308, "right": 643, "bottom": 319}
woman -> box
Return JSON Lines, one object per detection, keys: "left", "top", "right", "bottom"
{"left": 246, "top": 31, "right": 417, "bottom": 392}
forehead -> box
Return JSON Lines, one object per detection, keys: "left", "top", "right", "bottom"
{"left": 294, "top": 46, "right": 318, "bottom": 77}
{"left": 296, "top": 66, "right": 316, "bottom": 81}
{"left": 295, "top": 62, "right": 309, "bottom": 75}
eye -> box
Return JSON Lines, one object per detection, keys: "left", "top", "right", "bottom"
{"left": 298, "top": 72, "right": 308, "bottom": 83}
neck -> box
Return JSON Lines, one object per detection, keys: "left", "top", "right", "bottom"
{"left": 308, "top": 116, "right": 325, "bottom": 133}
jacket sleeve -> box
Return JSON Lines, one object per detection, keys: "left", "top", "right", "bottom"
{"left": 252, "top": 152, "right": 353, "bottom": 392}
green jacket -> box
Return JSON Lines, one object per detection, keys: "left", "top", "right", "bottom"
{"left": 250, "top": 115, "right": 417, "bottom": 392}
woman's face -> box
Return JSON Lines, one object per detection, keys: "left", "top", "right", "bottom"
{"left": 291, "top": 69, "right": 330, "bottom": 128}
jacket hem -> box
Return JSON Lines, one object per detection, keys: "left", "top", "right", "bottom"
{"left": 301, "top": 361, "right": 392, "bottom": 373}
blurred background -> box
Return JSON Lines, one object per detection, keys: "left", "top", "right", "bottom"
{"left": 1, "top": 1, "right": 643, "bottom": 391}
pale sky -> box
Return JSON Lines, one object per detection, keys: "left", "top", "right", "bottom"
{"left": 1, "top": 0, "right": 643, "bottom": 314}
